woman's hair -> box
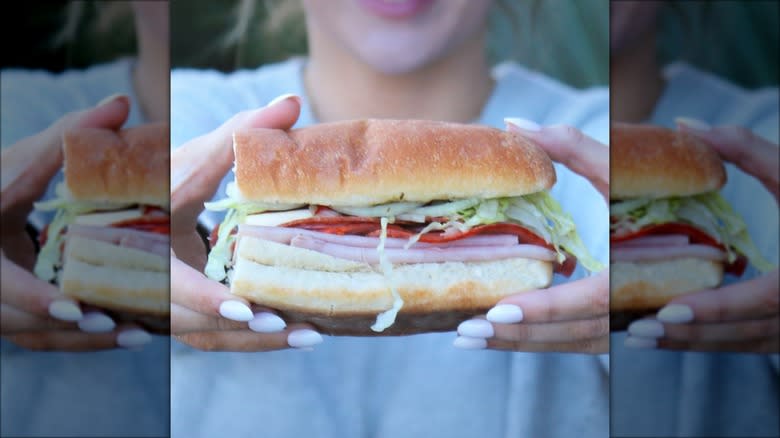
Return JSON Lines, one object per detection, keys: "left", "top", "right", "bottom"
{"left": 50, "top": 0, "right": 136, "bottom": 67}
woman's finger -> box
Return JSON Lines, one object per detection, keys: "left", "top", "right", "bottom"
{"left": 1, "top": 94, "right": 130, "bottom": 216}
{"left": 172, "top": 302, "right": 287, "bottom": 334}
{"left": 463, "top": 335, "right": 608, "bottom": 354}
{"left": 1, "top": 255, "right": 81, "bottom": 322}
{"left": 458, "top": 315, "right": 609, "bottom": 344}
{"left": 505, "top": 118, "right": 609, "bottom": 200}
{"left": 171, "top": 94, "right": 301, "bottom": 224}
{"left": 171, "top": 256, "right": 254, "bottom": 323}
{"left": 6, "top": 323, "right": 152, "bottom": 352}
{"left": 175, "top": 323, "right": 322, "bottom": 352}
{"left": 628, "top": 315, "right": 779, "bottom": 343}
{"left": 676, "top": 119, "right": 779, "bottom": 200}
{"left": 654, "top": 270, "right": 779, "bottom": 324}
{"left": 486, "top": 270, "right": 609, "bottom": 324}
{"left": 0, "top": 304, "right": 74, "bottom": 333}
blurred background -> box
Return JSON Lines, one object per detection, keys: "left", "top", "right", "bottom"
{"left": 5, "top": 1, "right": 778, "bottom": 89}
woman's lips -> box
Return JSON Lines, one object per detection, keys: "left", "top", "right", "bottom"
{"left": 357, "top": 0, "right": 435, "bottom": 19}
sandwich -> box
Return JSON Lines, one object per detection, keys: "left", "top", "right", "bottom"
{"left": 205, "top": 119, "right": 603, "bottom": 336}
{"left": 610, "top": 123, "right": 773, "bottom": 329}
{"left": 34, "top": 123, "right": 170, "bottom": 333}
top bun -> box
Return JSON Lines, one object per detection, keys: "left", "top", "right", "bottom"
{"left": 64, "top": 123, "right": 169, "bottom": 207}
{"left": 610, "top": 123, "right": 726, "bottom": 200}
{"left": 233, "top": 119, "right": 555, "bottom": 206}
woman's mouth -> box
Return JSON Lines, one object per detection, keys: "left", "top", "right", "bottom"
{"left": 357, "top": 0, "right": 436, "bottom": 20}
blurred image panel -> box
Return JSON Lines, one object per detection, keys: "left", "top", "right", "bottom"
{"left": 610, "top": 1, "right": 779, "bottom": 437}
{"left": 1, "top": 1, "right": 170, "bottom": 437}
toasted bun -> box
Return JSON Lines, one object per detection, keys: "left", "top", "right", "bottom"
{"left": 64, "top": 123, "right": 169, "bottom": 207}
{"left": 610, "top": 123, "right": 726, "bottom": 199}
{"left": 230, "top": 237, "right": 553, "bottom": 335}
{"left": 233, "top": 119, "right": 555, "bottom": 206}
{"left": 609, "top": 258, "right": 723, "bottom": 330}
{"left": 60, "top": 237, "right": 169, "bottom": 333}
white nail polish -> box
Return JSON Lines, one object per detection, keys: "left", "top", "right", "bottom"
{"left": 249, "top": 312, "right": 287, "bottom": 333}
{"left": 287, "top": 329, "right": 323, "bottom": 349}
{"left": 219, "top": 300, "right": 254, "bottom": 322}
{"left": 457, "top": 319, "right": 494, "bottom": 338}
{"left": 117, "top": 329, "right": 152, "bottom": 349}
{"left": 675, "top": 117, "right": 711, "bottom": 131}
{"left": 96, "top": 93, "right": 127, "bottom": 107}
{"left": 266, "top": 93, "right": 299, "bottom": 107}
{"left": 504, "top": 117, "right": 541, "bottom": 132}
{"left": 453, "top": 336, "right": 487, "bottom": 350}
{"left": 657, "top": 304, "right": 694, "bottom": 324}
{"left": 78, "top": 312, "right": 116, "bottom": 333}
{"left": 624, "top": 336, "right": 657, "bottom": 349}
{"left": 48, "top": 300, "right": 83, "bottom": 322}
{"left": 628, "top": 319, "right": 664, "bottom": 338}
{"left": 486, "top": 304, "right": 524, "bottom": 324}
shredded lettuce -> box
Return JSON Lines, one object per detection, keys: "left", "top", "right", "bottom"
{"left": 33, "top": 183, "right": 132, "bottom": 281}
{"left": 611, "top": 192, "right": 774, "bottom": 272}
{"left": 332, "top": 202, "right": 422, "bottom": 218}
{"left": 371, "top": 217, "right": 404, "bottom": 332}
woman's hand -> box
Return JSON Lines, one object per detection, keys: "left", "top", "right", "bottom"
{"left": 171, "top": 94, "right": 323, "bottom": 351}
{"left": 454, "top": 119, "right": 609, "bottom": 353}
{"left": 1, "top": 95, "right": 152, "bottom": 350}
{"left": 625, "top": 121, "right": 779, "bottom": 353}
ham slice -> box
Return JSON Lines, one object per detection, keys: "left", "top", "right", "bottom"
{"left": 238, "top": 225, "right": 519, "bottom": 248}
{"left": 611, "top": 244, "right": 726, "bottom": 263}
{"left": 611, "top": 234, "right": 689, "bottom": 248}
{"left": 288, "top": 235, "right": 556, "bottom": 264}
{"left": 68, "top": 224, "right": 169, "bottom": 257}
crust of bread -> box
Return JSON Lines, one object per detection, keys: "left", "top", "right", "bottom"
{"left": 233, "top": 119, "right": 555, "bottom": 205}
{"left": 610, "top": 123, "right": 726, "bottom": 199}
{"left": 610, "top": 258, "right": 724, "bottom": 311}
{"left": 230, "top": 243, "right": 553, "bottom": 335}
{"left": 64, "top": 123, "right": 169, "bottom": 207}
{"left": 60, "top": 238, "right": 169, "bottom": 330}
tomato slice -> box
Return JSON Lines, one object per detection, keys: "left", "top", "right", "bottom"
{"left": 611, "top": 222, "right": 722, "bottom": 249}
{"left": 112, "top": 215, "right": 169, "bottom": 235}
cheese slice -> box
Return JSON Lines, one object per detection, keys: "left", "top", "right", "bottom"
{"left": 245, "top": 209, "right": 314, "bottom": 227}
{"left": 75, "top": 209, "right": 144, "bottom": 226}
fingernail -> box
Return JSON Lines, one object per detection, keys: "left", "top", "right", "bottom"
{"left": 48, "top": 300, "right": 83, "bottom": 322}
{"left": 78, "top": 312, "right": 116, "bottom": 333}
{"left": 96, "top": 93, "right": 128, "bottom": 107}
{"left": 453, "top": 336, "right": 487, "bottom": 350}
{"left": 249, "top": 312, "right": 287, "bottom": 333}
{"left": 675, "top": 117, "right": 711, "bottom": 132}
{"left": 266, "top": 93, "right": 300, "bottom": 107}
{"left": 117, "top": 329, "right": 152, "bottom": 349}
{"left": 457, "top": 319, "right": 494, "bottom": 338}
{"left": 657, "top": 304, "right": 694, "bottom": 324}
{"left": 486, "top": 304, "right": 524, "bottom": 324}
{"left": 624, "top": 336, "right": 657, "bottom": 349}
{"left": 627, "top": 319, "right": 664, "bottom": 338}
{"left": 504, "top": 117, "right": 541, "bottom": 132}
{"left": 219, "top": 300, "right": 254, "bottom": 322}
{"left": 287, "top": 329, "right": 323, "bottom": 349}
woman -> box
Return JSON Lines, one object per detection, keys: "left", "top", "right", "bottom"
{"left": 610, "top": 1, "right": 778, "bottom": 436}
{"left": 1, "top": 2, "right": 169, "bottom": 436}
{"left": 171, "top": 1, "right": 609, "bottom": 436}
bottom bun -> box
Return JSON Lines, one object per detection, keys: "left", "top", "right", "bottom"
{"left": 60, "top": 238, "right": 169, "bottom": 333}
{"left": 610, "top": 258, "right": 723, "bottom": 331}
{"left": 231, "top": 254, "right": 554, "bottom": 336}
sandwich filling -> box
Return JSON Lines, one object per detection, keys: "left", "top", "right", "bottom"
{"left": 34, "top": 182, "right": 170, "bottom": 282}
{"left": 610, "top": 191, "right": 772, "bottom": 275}
{"left": 207, "top": 183, "right": 603, "bottom": 331}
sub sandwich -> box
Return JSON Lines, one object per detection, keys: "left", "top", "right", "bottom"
{"left": 34, "top": 123, "right": 170, "bottom": 333}
{"left": 610, "top": 123, "right": 773, "bottom": 329}
{"left": 206, "top": 119, "right": 603, "bottom": 335}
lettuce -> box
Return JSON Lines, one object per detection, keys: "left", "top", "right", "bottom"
{"left": 611, "top": 192, "right": 774, "bottom": 272}
{"left": 371, "top": 217, "right": 404, "bottom": 332}
{"left": 33, "top": 183, "right": 131, "bottom": 281}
